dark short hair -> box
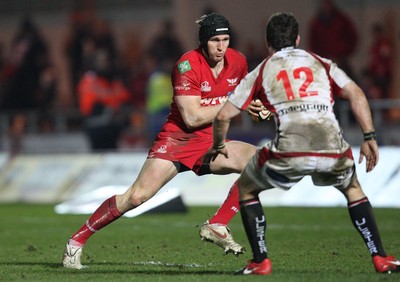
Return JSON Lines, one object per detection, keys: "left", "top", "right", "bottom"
{"left": 266, "top": 12, "right": 298, "bottom": 51}
{"left": 197, "top": 13, "right": 231, "bottom": 52}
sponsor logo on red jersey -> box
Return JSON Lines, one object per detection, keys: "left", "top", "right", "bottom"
{"left": 227, "top": 77, "right": 238, "bottom": 86}
{"left": 177, "top": 60, "right": 191, "bottom": 74}
{"left": 200, "top": 81, "right": 211, "bottom": 92}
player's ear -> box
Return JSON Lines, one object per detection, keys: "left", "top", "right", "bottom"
{"left": 296, "top": 35, "right": 300, "bottom": 47}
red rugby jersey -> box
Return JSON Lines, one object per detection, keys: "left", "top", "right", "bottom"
{"left": 167, "top": 47, "right": 247, "bottom": 136}
{"left": 148, "top": 47, "right": 247, "bottom": 169}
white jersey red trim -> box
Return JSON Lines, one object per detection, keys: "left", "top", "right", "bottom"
{"left": 229, "top": 48, "right": 353, "bottom": 154}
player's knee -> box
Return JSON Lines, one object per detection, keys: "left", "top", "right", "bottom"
{"left": 127, "top": 188, "right": 153, "bottom": 208}
{"left": 341, "top": 177, "right": 365, "bottom": 202}
{"left": 128, "top": 193, "right": 147, "bottom": 207}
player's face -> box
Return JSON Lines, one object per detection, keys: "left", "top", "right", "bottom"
{"left": 206, "top": 34, "right": 230, "bottom": 63}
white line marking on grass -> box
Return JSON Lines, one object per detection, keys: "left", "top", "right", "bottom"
{"left": 131, "top": 261, "right": 206, "bottom": 268}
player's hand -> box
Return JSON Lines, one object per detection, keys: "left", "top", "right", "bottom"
{"left": 359, "top": 140, "right": 379, "bottom": 172}
{"left": 246, "top": 99, "right": 273, "bottom": 122}
{"left": 204, "top": 146, "right": 229, "bottom": 163}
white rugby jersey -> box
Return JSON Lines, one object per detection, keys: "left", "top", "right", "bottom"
{"left": 229, "top": 47, "right": 352, "bottom": 153}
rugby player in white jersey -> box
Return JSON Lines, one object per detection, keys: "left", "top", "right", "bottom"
{"left": 208, "top": 12, "right": 400, "bottom": 275}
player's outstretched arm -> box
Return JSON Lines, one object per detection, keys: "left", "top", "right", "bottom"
{"left": 212, "top": 101, "right": 241, "bottom": 156}
{"left": 341, "top": 81, "right": 379, "bottom": 172}
{"left": 341, "top": 81, "right": 375, "bottom": 133}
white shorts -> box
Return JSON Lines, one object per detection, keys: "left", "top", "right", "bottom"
{"left": 244, "top": 145, "right": 355, "bottom": 191}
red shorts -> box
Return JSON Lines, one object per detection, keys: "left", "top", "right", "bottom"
{"left": 147, "top": 121, "right": 213, "bottom": 175}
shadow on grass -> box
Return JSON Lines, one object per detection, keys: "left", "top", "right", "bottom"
{"left": 0, "top": 261, "right": 235, "bottom": 276}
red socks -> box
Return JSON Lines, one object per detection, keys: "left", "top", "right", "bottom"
{"left": 70, "top": 195, "right": 122, "bottom": 245}
{"left": 69, "top": 181, "right": 238, "bottom": 245}
{"left": 209, "top": 180, "right": 239, "bottom": 225}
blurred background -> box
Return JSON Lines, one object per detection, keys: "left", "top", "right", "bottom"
{"left": 0, "top": 0, "right": 399, "bottom": 206}
{"left": 0, "top": 0, "right": 399, "bottom": 154}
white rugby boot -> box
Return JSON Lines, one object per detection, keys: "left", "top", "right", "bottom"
{"left": 63, "top": 242, "right": 85, "bottom": 269}
{"left": 199, "top": 221, "right": 245, "bottom": 256}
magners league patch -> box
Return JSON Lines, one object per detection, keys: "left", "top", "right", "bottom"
{"left": 177, "top": 60, "right": 191, "bottom": 74}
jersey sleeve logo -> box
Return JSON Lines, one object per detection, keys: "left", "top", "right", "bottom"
{"left": 177, "top": 60, "right": 192, "bottom": 74}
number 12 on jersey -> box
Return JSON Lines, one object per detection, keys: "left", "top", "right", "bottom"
{"left": 276, "top": 67, "right": 318, "bottom": 100}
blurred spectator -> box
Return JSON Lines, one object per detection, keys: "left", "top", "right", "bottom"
{"left": 120, "top": 29, "right": 143, "bottom": 71}
{"left": 126, "top": 60, "right": 151, "bottom": 109}
{"left": 145, "top": 56, "right": 174, "bottom": 142}
{"left": 0, "top": 41, "right": 6, "bottom": 104}
{"left": 64, "top": 7, "right": 96, "bottom": 96}
{"left": 0, "top": 16, "right": 51, "bottom": 110}
{"left": 366, "top": 23, "right": 392, "bottom": 99}
{"left": 308, "top": 0, "right": 358, "bottom": 79}
{"left": 148, "top": 19, "right": 183, "bottom": 64}
{"left": 120, "top": 29, "right": 147, "bottom": 109}
{"left": 36, "top": 64, "right": 58, "bottom": 110}
{"left": 91, "top": 18, "right": 117, "bottom": 60}
{"left": 8, "top": 113, "right": 26, "bottom": 156}
{"left": 77, "top": 49, "right": 132, "bottom": 151}
{"left": 64, "top": 6, "right": 117, "bottom": 107}
{"left": 119, "top": 54, "right": 157, "bottom": 147}
{"left": 34, "top": 63, "right": 58, "bottom": 133}
{"left": 360, "top": 69, "right": 383, "bottom": 100}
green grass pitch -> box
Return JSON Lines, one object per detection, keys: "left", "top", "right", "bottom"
{"left": 0, "top": 204, "right": 399, "bottom": 281}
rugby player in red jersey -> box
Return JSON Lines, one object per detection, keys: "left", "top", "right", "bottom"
{"left": 63, "top": 13, "right": 269, "bottom": 269}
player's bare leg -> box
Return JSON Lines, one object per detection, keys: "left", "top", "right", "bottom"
{"left": 63, "top": 158, "right": 179, "bottom": 269}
